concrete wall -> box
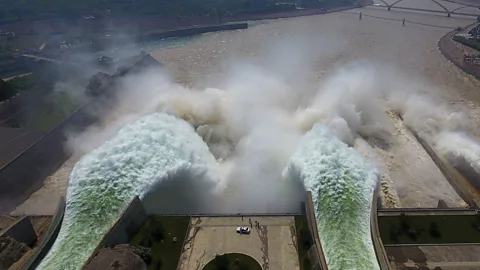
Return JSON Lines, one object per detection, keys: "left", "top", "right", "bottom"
{"left": 410, "top": 128, "right": 479, "bottom": 209}
{"left": 0, "top": 216, "right": 37, "bottom": 247}
{"left": 140, "top": 23, "right": 248, "bottom": 42}
{"left": 0, "top": 99, "right": 100, "bottom": 213}
{"left": 20, "top": 197, "right": 66, "bottom": 270}
{"left": 370, "top": 188, "right": 391, "bottom": 270}
{"left": 304, "top": 191, "right": 328, "bottom": 270}
{"left": 82, "top": 196, "right": 149, "bottom": 268}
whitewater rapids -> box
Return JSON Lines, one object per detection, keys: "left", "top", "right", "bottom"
{"left": 38, "top": 112, "right": 221, "bottom": 269}
{"left": 284, "top": 124, "right": 379, "bottom": 270}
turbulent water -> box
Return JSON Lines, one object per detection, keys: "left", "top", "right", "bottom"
{"left": 38, "top": 112, "right": 220, "bottom": 269}
{"left": 283, "top": 124, "right": 379, "bottom": 270}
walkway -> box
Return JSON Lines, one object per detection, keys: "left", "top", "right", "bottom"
{"left": 177, "top": 216, "right": 300, "bottom": 270}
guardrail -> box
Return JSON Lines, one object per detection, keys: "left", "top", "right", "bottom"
{"left": 371, "top": 187, "right": 391, "bottom": 270}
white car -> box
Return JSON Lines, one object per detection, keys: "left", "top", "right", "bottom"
{"left": 236, "top": 226, "right": 251, "bottom": 234}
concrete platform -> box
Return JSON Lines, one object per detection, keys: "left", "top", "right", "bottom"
{"left": 177, "top": 216, "right": 300, "bottom": 270}
{"left": 386, "top": 245, "right": 480, "bottom": 269}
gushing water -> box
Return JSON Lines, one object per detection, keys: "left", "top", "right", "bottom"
{"left": 434, "top": 131, "right": 480, "bottom": 174}
{"left": 38, "top": 112, "right": 220, "bottom": 270}
{"left": 283, "top": 124, "right": 379, "bottom": 270}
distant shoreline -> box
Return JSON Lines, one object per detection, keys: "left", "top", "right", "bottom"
{"left": 137, "top": 0, "right": 372, "bottom": 44}
{"left": 0, "top": 1, "right": 371, "bottom": 36}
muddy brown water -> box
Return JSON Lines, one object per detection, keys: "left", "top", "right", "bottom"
{"left": 15, "top": 5, "right": 480, "bottom": 212}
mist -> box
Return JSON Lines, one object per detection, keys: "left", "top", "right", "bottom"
{"left": 61, "top": 32, "right": 480, "bottom": 214}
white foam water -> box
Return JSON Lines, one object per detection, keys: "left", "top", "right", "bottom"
{"left": 38, "top": 112, "right": 220, "bottom": 270}
{"left": 283, "top": 124, "right": 379, "bottom": 270}
{"left": 434, "top": 131, "right": 480, "bottom": 174}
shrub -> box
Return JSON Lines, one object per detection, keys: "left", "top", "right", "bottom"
{"left": 133, "top": 246, "right": 152, "bottom": 265}
{"left": 453, "top": 36, "right": 480, "bottom": 52}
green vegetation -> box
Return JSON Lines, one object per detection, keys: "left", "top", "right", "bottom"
{"left": 294, "top": 215, "right": 314, "bottom": 270}
{"left": 1, "top": 69, "right": 85, "bottom": 131}
{"left": 203, "top": 253, "right": 262, "bottom": 270}
{"left": 453, "top": 35, "right": 480, "bottom": 52}
{"left": 379, "top": 215, "right": 480, "bottom": 245}
{"left": 10, "top": 92, "right": 79, "bottom": 131}
{"left": 0, "top": 75, "right": 36, "bottom": 101}
{"left": 130, "top": 216, "right": 190, "bottom": 270}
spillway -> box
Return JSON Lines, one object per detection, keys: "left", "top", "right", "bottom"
{"left": 38, "top": 112, "right": 220, "bottom": 269}
{"left": 283, "top": 123, "right": 379, "bottom": 270}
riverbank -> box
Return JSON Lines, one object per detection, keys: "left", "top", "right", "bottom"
{"left": 438, "top": 24, "right": 480, "bottom": 81}
{"left": 140, "top": 23, "right": 248, "bottom": 42}
{"left": 0, "top": 1, "right": 371, "bottom": 36}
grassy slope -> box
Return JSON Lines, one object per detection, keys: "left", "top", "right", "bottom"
{"left": 295, "top": 215, "right": 314, "bottom": 270}
{"left": 380, "top": 215, "right": 480, "bottom": 245}
{"left": 130, "top": 216, "right": 190, "bottom": 270}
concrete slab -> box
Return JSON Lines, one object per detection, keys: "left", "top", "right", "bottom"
{"left": 177, "top": 216, "right": 300, "bottom": 270}
{"left": 386, "top": 245, "right": 480, "bottom": 269}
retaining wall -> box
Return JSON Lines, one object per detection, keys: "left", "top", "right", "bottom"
{"left": 0, "top": 216, "right": 37, "bottom": 247}
{"left": 140, "top": 23, "right": 248, "bottom": 42}
{"left": 0, "top": 98, "right": 101, "bottom": 213}
{"left": 409, "top": 129, "right": 480, "bottom": 209}
{"left": 82, "top": 196, "right": 149, "bottom": 268}
{"left": 20, "top": 197, "right": 66, "bottom": 270}
{"left": 304, "top": 191, "right": 328, "bottom": 270}
{"left": 370, "top": 188, "right": 391, "bottom": 270}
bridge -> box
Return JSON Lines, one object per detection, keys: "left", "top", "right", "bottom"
{"left": 373, "top": 0, "right": 480, "bottom": 17}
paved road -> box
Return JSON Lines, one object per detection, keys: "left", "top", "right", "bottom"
{"left": 177, "top": 216, "right": 300, "bottom": 270}
{"left": 3, "top": 72, "right": 33, "bottom": 82}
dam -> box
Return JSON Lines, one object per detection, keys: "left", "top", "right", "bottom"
{"left": 2, "top": 0, "right": 480, "bottom": 269}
